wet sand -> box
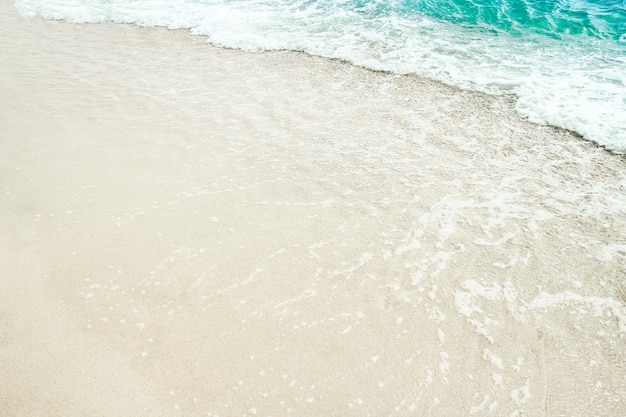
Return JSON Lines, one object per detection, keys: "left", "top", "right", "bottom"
{"left": 1, "top": 2, "right": 625, "bottom": 416}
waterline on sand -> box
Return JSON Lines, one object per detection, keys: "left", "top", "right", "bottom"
{"left": 1, "top": 3, "right": 625, "bottom": 416}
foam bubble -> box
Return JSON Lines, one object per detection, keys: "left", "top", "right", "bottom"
{"left": 524, "top": 291, "right": 626, "bottom": 331}
{"left": 12, "top": 0, "right": 626, "bottom": 152}
{"left": 15, "top": 0, "right": 626, "bottom": 152}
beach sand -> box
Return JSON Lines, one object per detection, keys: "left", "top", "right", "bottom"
{"left": 1, "top": 2, "right": 625, "bottom": 416}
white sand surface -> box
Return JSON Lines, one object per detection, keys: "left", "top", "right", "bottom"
{"left": 1, "top": 2, "right": 625, "bottom": 416}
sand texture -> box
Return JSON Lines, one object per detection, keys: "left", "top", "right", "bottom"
{"left": 1, "top": 3, "right": 625, "bottom": 416}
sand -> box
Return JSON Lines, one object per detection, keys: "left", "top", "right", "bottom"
{"left": 1, "top": 2, "right": 625, "bottom": 416}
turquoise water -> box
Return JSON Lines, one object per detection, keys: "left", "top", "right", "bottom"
{"left": 12, "top": 0, "right": 626, "bottom": 152}
{"left": 414, "top": 0, "right": 626, "bottom": 39}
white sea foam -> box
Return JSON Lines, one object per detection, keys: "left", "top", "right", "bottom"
{"left": 4, "top": 2, "right": 625, "bottom": 413}
{"left": 598, "top": 243, "right": 626, "bottom": 262}
{"left": 457, "top": 279, "right": 626, "bottom": 335}
{"left": 524, "top": 291, "right": 626, "bottom": 332}
{"left": 12, "top": 0, "right": 626, "bottom": 152}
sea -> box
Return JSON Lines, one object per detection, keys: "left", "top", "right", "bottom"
{"left": 12, "top": 0, "right": 626, "bottom": 153}
{"left": 3, "top": 2, "right": 626, "bottom": 415}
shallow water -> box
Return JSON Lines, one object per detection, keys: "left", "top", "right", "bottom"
{"left": 12, "top": 0, "right": 626, "bottom": 152}
{"left": 1, "top": 2, "right": 625, "bottom": 416}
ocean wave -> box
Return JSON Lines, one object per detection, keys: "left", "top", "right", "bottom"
{"left": 13, "top": 0, "right": 626, "bottom": 152}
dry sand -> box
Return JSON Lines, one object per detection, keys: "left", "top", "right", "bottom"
{"left": 1, "top": 2, "right": 625, "bottom": 416}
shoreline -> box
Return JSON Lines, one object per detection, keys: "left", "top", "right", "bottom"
{"left": 12, "top": 2, "right": 626, "bottom": 156}
{"left": 22, "top": 17, "right": 626, "bottom": 158}
{"left": 2, "top": 3, "right": 625, "bottom": 417}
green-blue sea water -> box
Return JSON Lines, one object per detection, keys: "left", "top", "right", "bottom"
{"left": 12, "top": 0, "right": 626, "bottom": 151}
{"left": 413, "top": 0, "right": 625, "bottom": 39}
